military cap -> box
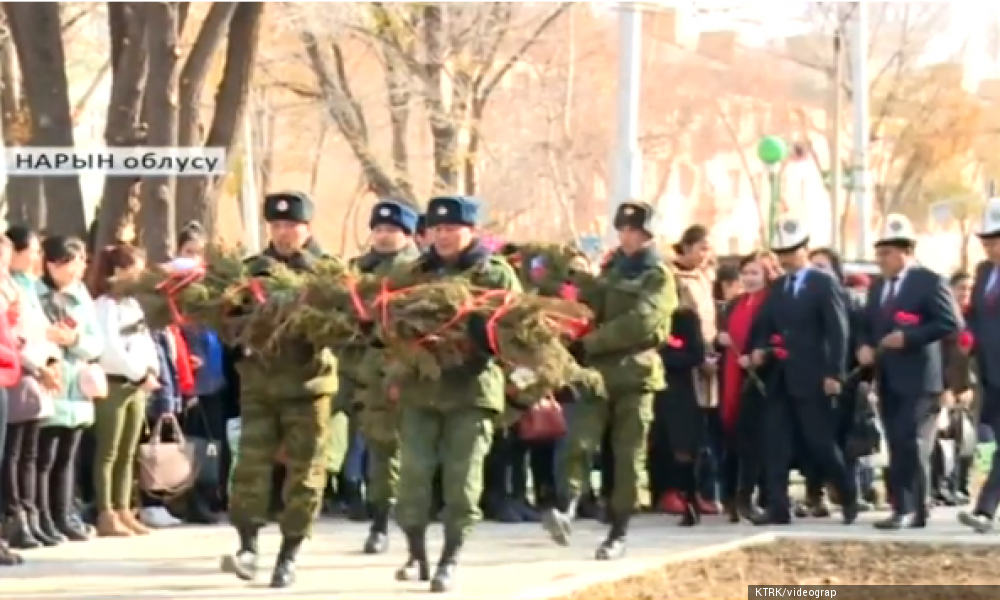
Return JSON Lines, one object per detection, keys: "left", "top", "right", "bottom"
{"left": 874, "top": 213, "right": 917, "bottom": 248}
{"left": 425, "top": 196, "right": 481, "bottom": 227}
{"left": 612, "top": 201, "right": 656, "bottom": 235}
{"left": 978, "top": 197, "right": 1000, "bottom": 239}
{"left": 370, "top": 200, "right": 419, "bottom": 235}
{"left": 771, "top": 216, "right": 810, "bottom": 253}
{"left": 263, "top": 191, "right": 314, "bottom": 224}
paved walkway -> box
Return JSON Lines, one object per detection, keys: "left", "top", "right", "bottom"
{"left": 7, "top": 507, "right": 999, "bottom": 599}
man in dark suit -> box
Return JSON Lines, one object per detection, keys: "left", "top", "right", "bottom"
{"left": 858, "top": 214, "right": 961, "bottom": 530}
{"left": 748, "top": 216, "right": 857, "bottom": 525}
{"left": 959, "top": 198, "right": 1000, "bottom": 533}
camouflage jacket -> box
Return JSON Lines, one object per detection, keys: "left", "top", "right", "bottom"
{"left": 578, "top": 245, "right": 676, "bottom": 393}
{"left": 237, "top": 239, "right": 340, "bottom": 402}
{"left": 335, "top": 244, "right": 421, "bottom": 412}
{"left": 389, "top": 240, "right": 521, "bottom": 413}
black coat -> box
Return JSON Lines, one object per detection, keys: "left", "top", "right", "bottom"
{"left": 656, "top": 307, "right": 707, "bottom": 457}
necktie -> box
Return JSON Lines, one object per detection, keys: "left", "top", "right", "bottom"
{"left": 786, "top": 273, "right": 798, "bottom": 297}
{"left": 883, "top": 277, "right": 898, "bottom": 312}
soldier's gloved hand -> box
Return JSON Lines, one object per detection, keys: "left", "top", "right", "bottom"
{"left": 305, "top": 373, "right": 339, "bottom": 397}
{"left": 466, "top": 313, "right": 495, "bottom": 356}
{"left": 567, "top": 340, "right": 587, "bottom": 365}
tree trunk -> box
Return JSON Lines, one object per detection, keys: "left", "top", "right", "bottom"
{"left": 0, "top": 20, "right": 40, "bottom": 227}
{"left": 176, "top": 1, "right": 262, "bottom": 237}
{"left": 174, "top": 2, "right": 236, "bottom": 231}
{"left": 96, "top": 2, "right": 149, "bottom": 252}
{"left": 420, "top": 5, "right": 459, "bottom": 193}
{"left": 138, "top": 2, "right": 180, "bottom": 263}
{"left": 4, "top": 2, "right": 86, "bottom": 235}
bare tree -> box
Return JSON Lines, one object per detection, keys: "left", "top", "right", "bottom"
{"left": 4, "top": 2, "right": 88, "bottom": 235}
{"left": 278, "top": 3, "right": 569, "bottom": 207}
{"left": 138, "top": 2, "right": 181, "bottom": 262}
{"left": 95, "top": 2, "right": 149, "bottom": 251}
{"left": 174, "top": 2, "right": 263, "bottom": 237}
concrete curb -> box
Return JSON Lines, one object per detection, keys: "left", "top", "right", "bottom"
{"left": 511, "top": 533, "right": 778, "bottom": 600}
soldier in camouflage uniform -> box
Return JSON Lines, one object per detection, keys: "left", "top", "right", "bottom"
{"left": 392, "top": 196, "right": 521, "bottom": 593}
{"left": 336, "top": 200, "right": 421, "bottom": 554}
{"left": 542, "top": 201, "right": 677, "bottom": 560}
{"left": 221, "top": 192, "right": 340, "bottom": 588}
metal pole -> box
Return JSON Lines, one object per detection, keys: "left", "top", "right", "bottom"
{"left": 829, "top": 15, "right": 844, "bottom": 252}
{"left": 609, "top": 3, "right": 643, "bottom": 240}
{"left": 768, "top": 167, "right": 780, "bottom": 246}
{"left": 849, "top": 1, "right": 871, "bottom": 259}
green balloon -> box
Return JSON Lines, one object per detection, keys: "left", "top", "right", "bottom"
{"left": 757, "top": 136, "right": 788, "bottom": 165}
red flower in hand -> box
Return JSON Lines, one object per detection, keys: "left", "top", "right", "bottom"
{"left": 958, "top": 330, "right": 975, "bottom": 352}
{"left": 773, "top": 348, "right": 789, "bottom": 360}
{"left": 559, "top": 283, "right": 580, "bottom": 302}
{"left": 894, "top": 311, "right": 920, "bottom": 326}
{"left": 666, "top": 336, "right": 684, "bottom": 349}
{"left": 770, "top": 334, "right": 785, "bottom": 346}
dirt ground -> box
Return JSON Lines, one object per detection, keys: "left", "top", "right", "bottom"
{"left": 560, "top": 541, "right": 1000, "bottom": 600}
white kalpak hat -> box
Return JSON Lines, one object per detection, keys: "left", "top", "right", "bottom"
{"left": 875, "top": 213, "right": 917, "bottom": 246}
{"left": 978, "top": 197, "right": 1000, "bottom": 239}
{"left": 770, "top": 216, "right": 809, "bottom": 253}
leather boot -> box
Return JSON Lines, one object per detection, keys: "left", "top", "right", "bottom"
{"left": 54, "top": 511, "right": 90, "bottom": 542}
{"left": 679, "top": 498, "right": 701, "bottom": 527}
{"left": 0, "top": 537, "right": 23, "bottom": 566}
{"left": 26, "top": 509, "right": 60, "bottom": 546}
{"left": 270, "top": 535, "right": 303, "bottom": 588}
{"left": 36, "top": 503, "right": 67, "bottom": 545}
{"left": 430, "top": 532, "right": 463, "bottom": 593}
{"left": 395, "top": 527, "right": 430, "bottom": 582}
{"left": 541, "top": 496, "right": 577, "bottom": 546}
{"left": 5, "top": 510, "right": 41, "bottom": 549}
{"left": 595, "top": 512, "right": 628, "bottom": 561}
{"left": 117, "top": 509, "right": 151, "bottom": 536}
{"left": 96, "top": 511, "right": 133, "bottom": 537}
{"left": 220, "top": 526, "right": 260, "bottom": 581}
{"left": 363, "top": 504, "right": 390, "bottom": 554}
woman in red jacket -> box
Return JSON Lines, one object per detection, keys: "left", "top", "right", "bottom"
{"left": 0, "top": 236, "right": 24, "bottom": 565}
{"left": 717, "top": 251, "right": 780, "bottom": 523}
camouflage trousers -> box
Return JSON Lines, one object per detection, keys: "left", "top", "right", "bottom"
{"left": 365, "top": 438, "right": 400, "bottom": 507}
{"left": 560, "top": 392, "right": 653, "bottom": 516}
{"left": 229, "top": 394, "right": 331, "bottom": 537}
{"left": 395, "top": 405, "right": 494, "bottom": 539}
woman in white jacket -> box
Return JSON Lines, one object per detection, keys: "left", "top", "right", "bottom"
{"left": 89, "top": 245, "right": 160, "bottom": 538}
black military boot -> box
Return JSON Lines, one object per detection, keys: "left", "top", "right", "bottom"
{"left": 4, "top": 510, "right": 41, "bottom": 550}
{"left": 430, "top": 532, "right": 464, "bottom": 593}
{"left": 395, "top": 527, "right": 430, "bottom": 582}
{"left": 594, "top": 512, "right": 628, "bottom": 561}
{"left": 364, "top": 504, "right": 391, "bottom": 554}
{"left": 270, "top": 535, "right": 304, "bottom": 588}
{"left": 220, "top": 526, "right": 260, "bottom": 581}
{"left": 541, "top": 496, "right": 577, "bottom": 546}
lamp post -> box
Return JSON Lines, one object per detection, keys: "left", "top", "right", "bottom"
{"left": 756, "top": 135, "right": 788, "bottom": 246}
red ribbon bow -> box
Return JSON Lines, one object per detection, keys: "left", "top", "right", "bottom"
{"left": 154, "top": 265, "right": 206, "bottom": 324}
{"left": 894, "top": 311, "right": 920, "bottom": 326}
{"left": 666, "top": 335, "right": 684, "bottom": 349}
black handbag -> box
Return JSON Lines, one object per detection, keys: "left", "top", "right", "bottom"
{"left": 184, "top": 405, "right": 221, "bottom": 488}
{"left": 845, "top": 385, "right": 883, "bottom": 460}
